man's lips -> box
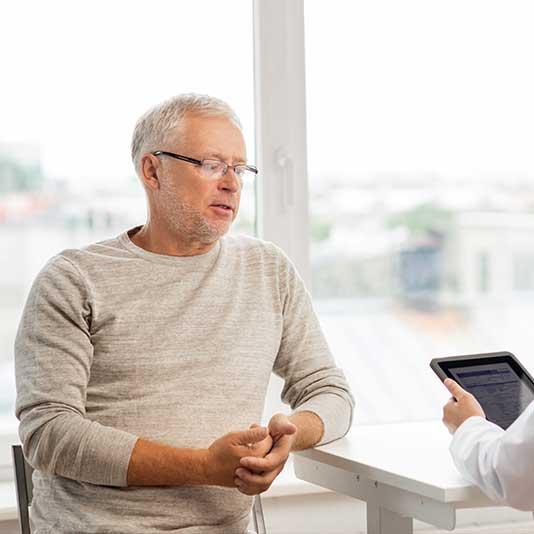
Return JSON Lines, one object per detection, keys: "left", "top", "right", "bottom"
{"left": 209, "top": 204, "right": 234, "bottom": 217}
{"left": 210, "top": 202, "right": 234, "bottom": 212}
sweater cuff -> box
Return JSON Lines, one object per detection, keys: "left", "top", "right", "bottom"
{"left": 294, "top": 393, "right": 352, "bottom": 446}
{"left": 102, "top": 432, "right": 139, "bottom": 487}
{"left": 79, "top": 424, "right": 139, "bottom": 487}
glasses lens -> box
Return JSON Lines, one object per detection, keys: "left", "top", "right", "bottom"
{"left": 235, "top": 166, "right": 256, "bottom": 184}
{"left": 200, "top": 160, "right": 225, "bottom": 178}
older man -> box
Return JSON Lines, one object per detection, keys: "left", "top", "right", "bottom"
{"left": 15, "top": 93, "right": 354, "bottom": 533}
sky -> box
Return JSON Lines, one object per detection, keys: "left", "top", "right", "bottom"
{"left": 305, "top": 0, "right": 534, "bottom": 177}
{"left": 1, "top": 0, "right": 534, "bottom": 186}
{"left": 0, "top": 0, "right": 255, "bottom": 187}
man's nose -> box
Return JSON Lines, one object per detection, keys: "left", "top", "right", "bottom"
{"left": 218, "top": 167, "right": 241, "bottom": 192}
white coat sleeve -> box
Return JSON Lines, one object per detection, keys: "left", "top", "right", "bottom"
{"left": 450, "top": 401, "right": 534, "bottom": 510}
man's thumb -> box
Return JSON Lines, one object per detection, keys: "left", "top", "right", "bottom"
{"left": 270, "top": 415, "right": 297, "bottom": 436}
{"left": 238, "top": 426, "right": 268, "bottom": 445}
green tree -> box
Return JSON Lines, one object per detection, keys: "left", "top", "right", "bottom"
{"left": 0, "top": 155, "right": 44, "bottom": 193}
{"left": 387, "top": 202, "right": 452, "bottom": 238}
{"left": 310, "top": 217, "right": 332, "bottom": 242}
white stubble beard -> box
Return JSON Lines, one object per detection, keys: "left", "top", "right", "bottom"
{"left": 159, "top": 181, "right": 232, "bottom": 247}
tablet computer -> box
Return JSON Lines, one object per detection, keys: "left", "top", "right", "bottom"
{"left": 430, "top": 351, "right": 534, "bottom": 429}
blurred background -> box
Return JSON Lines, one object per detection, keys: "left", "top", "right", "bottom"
{"left": 2, "top": 0, "right": 534, "bottom": 466}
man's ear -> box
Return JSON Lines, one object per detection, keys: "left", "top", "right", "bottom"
{"left": 140, "top": 153, "right": 160, "bottom": 190}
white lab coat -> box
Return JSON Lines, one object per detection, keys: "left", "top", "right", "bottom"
{"left": 450, "top": 400, "right": 534, "bottom": 511}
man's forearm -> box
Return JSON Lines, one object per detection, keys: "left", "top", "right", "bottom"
{"left": 127, "top": 438, "right": 208, "bottom": 486}
{"left": 288, "top": 411, "right": 324, "bottom": 451}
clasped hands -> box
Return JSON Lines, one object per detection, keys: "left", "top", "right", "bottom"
{"left": 207, "top": 413, "right": 297, "bottom": 495}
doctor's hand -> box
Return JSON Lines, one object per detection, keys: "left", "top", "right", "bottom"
{"left": 234, "top": 414, "right": 297, "bottom": 495}
{"left": 442, "top": 378, "right": 485, "bottom": 434}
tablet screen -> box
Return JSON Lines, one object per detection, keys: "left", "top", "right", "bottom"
{"left": 448, "top": 361, "right": 534, "bottom": 429}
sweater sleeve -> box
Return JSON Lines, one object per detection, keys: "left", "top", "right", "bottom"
{"left": 450, "top": 401, "right": 534, "bottom": 510}
{"left": 271, "top": 247, "right": 355, "bottom": 445}
{"left": 15, "top": 255, "right": 138, "bottom": 487}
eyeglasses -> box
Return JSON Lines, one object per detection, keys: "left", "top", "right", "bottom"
{"left": 152, "top": 150, "right": 258, "bottom": 187}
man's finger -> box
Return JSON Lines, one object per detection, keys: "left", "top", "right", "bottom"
{"left": 443, "top": 378, "right": 467, "bottom": 400}
{"left": 235, "top": 466, "right": 280, "bottom": 485}
{"left": 234, "top": 478, "right": 256, "bottom": 496}
{"left": 234, "top": 478, "right": 264, "bottom": 496}
{"left": 234, "top": 464, "right": 285, "bottom": 495}
{"left": 240, "top": 453, "right": 281, "bottom": 472}
{"left": 236, "top": 464, "right": 283, "bottom": 483}
{"left": 236, "top": 426, "right": 268, "bottom": 446}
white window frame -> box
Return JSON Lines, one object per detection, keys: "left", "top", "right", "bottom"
{"left": 253, "top": 0, "right": 310, "bottom": 285}
{"left": 253, "top": 0, "right": 312, "bottom": 422}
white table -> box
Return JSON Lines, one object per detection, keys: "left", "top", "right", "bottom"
{"left": 293, "top": 420, "right": 495, "bottom": 533}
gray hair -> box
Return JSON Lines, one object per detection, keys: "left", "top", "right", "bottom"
{"left": 131, "top": 93, "right": 242, "bottom": 173}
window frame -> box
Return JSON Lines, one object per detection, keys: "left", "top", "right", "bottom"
{"left": 253, "top": 0, "right": 311, "bottom": 286}
{"left": 253, "top": 0, "right": 312, "bottom": 422}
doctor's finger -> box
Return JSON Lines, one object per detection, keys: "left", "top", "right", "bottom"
{"left": 444, "top": 378, "right": 468, "bottom": 399}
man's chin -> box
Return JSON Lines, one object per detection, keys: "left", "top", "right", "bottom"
{"left": 202, "top": 221, "right": 232, "bottom": 241}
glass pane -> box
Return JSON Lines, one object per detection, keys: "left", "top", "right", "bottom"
{"left": 0, "top": 0, "right": 254, "bottom": 422}
{"left": 305, "top": 0, "right": 534, "bottom": 424}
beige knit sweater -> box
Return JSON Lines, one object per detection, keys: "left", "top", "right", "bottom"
{"left": 15, "top": 228, "right": 354, "bottom": 533}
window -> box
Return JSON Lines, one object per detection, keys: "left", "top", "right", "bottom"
{"left": 478, "top": 251, "right": 490, "bottom": 294}
{"left": 5, "top": 0, "right": 534, "bottom": 486}
{"left": 0, "top": 0, "right": 254, "bottom": 469}
{"left": 304, "top": 0, "right": 534, "bottom": 424}
{"left": 514, "top": 254, "right": 534, "bottom": 292}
